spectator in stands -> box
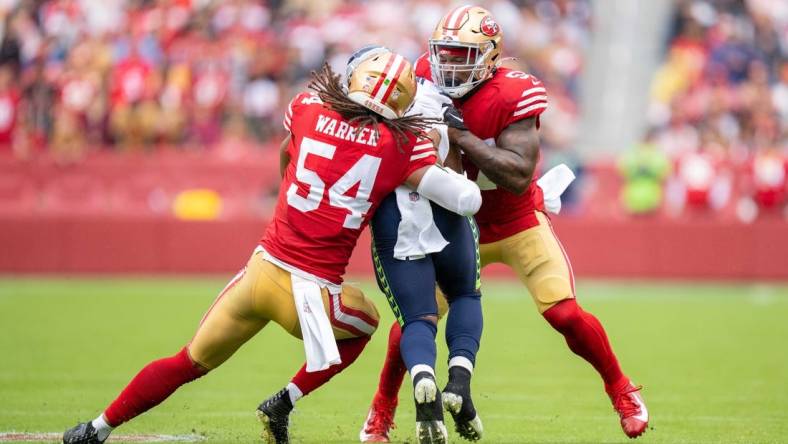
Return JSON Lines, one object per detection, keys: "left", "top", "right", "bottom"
{"left": 748, "top": 145, "right": 787, "bottom": 212}
{"left": 619, "top": 130, "right": 671, "bottom": 215}
{"left": 109, "top": 42, "right": 160, "bottom": 149}
{"left": 50, "top": 102, "right": 86, "bottom": 164}
{"left": 158, "top": 64, "right": 190, "bottom": 144}
{"left": 0, "top": 0, "right": 591, "bottom": 156}
{"left": 773, "top": 61, "right": 788, "bottom": 127}
{"left": 648, "top": 0, "right": 787, "bottom": 219}
{"left": 0, "top": 65, "right": 20, "bottom": 152}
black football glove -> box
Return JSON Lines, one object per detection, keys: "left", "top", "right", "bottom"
{"left": 442, "top": 103, "right": 468, "bottom": 131}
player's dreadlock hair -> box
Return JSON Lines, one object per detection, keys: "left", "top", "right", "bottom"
{"left": 308, "top": 63, "right": 439, "bottom": 148}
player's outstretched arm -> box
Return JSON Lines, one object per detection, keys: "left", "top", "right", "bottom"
{"left": 449, "top": 117, "right": 540, "bottom": 194}
{"left": 404, "top": 165, "right": 481, "bottom": 216}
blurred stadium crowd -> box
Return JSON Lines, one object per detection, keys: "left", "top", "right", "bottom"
{"left": 0, "top": 0, "right": 785, "bottom": 220}
{"left": 628, "top": 0, "right": 787, "bottom": 219}
{"left": 0, "top": 0, "right": 587, "bottom": 158}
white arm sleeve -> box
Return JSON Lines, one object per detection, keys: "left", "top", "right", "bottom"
{"left": 415, "top": 165, "right": 482, "bottom": 216}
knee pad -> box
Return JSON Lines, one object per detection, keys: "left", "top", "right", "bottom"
{"left": 532, "top": 274, "right": 573, "bottom": 311}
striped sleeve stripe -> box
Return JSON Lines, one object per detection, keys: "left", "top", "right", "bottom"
{"left": 512, "top": 102, "right": 547, "bottom": 117}
{"left": 413, "top": 142, "right": 434, "bottom": 152}
{"left": 521, "top": 86, "right": 546, "bottom": 97}
{"left": 516, "top": 95, "right": 548, "bottom": 109}
{"left": 283, "top": 97, "right": 296, "bottom": 130}
{"left": 410, "top": 151, "right": 435, "bottom": 161}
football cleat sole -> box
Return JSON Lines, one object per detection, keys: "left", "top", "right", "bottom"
{"left": 256, "top": 409, "right": 283, "bottom": 444}
{"left": 416, "top": 420, "right": 449, "bottom": 444}
{"left": 443, "top": 392, "right": 483, "bottom": 441}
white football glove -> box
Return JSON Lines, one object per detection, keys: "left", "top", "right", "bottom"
{"left": 536, "top": 164, "right": 576, "bottom": 214}
{"left": 407, "top": 78, "right": 453, "bottom": 162}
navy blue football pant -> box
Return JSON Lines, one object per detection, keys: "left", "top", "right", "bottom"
{"left": 370, "top": 192, "right": 483, "bottom": 375}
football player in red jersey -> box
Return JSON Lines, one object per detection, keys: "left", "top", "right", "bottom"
{"left": 63, "top": 50, "right": 481, "bottom": 444}
{"left": 363, "top": 6, "right": 649, "bottom": 441}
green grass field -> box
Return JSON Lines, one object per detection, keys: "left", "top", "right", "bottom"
{"left": 1, "top": 277, "right": 787, "bottom": 443}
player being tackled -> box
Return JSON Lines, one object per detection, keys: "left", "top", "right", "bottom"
{"left": 364, "top": 5, "right": 649, "bottom": 441}
{"left": 346, "top": 44, "right": 485, "bottom": 444}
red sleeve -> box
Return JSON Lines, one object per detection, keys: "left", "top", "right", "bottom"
{"left": 403, "top": 136, "right": 437, "bottom": 180}
{"left": 501, "top": 72, "right": 548, "bottom": 128}
{"left": 283, "top": 91, "right": 322, "bottom": 132}
{"left": 283, "top": 94, "right": 297, "bottom": 132}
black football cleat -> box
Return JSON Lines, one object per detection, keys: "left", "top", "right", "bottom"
{"left": 443, "top": 366, "right": 483, "bottom": 441}
{"left": 413, "top": 371, "right": 448, "bottom": 444}
{"left": 63, "top": 422, "right": 105, "bottom": 444}
{"left": 256, "top": 388, "right": 294, "bottom": 444}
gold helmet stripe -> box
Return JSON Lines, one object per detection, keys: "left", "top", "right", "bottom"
{"left": 379, "top": 56, "right": 407, "bottom": 103}
{"left": 369, "top": 54, "right": 397, "bottom": 98}
{"left": 372, "top": 54, "right": 406, "bottom": 104}
{"left": 445, "top": 5, "right": 472, "bottom": 36}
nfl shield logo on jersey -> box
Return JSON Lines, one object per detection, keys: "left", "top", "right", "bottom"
{"left": 409, "top": 192, "right": 420, "bottom": 202}
{"left": 480, "top": 16, "right": 499, "bottom": 36}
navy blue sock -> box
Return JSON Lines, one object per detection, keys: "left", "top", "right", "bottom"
{"left": 445, "top": 295, "right": 483, "bottom": 364}
{"left": 400, "top": 319, "right": 438, "bottom": 373}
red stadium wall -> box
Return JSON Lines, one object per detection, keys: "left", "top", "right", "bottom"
{"left": 1, "top": 215, "right": 786, "bottom": 280}
{"left": 1, "top": 152, "right": 786, "bottom": 279}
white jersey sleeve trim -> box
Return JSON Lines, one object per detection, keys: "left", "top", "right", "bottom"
{"left": 513, "top": 102, "right": 547, "bottom": 117}
{"left": 516, "top": 95, "right": 547, "bottom": 109}
{"left": 521, "top": 86, "right": 546, "bottom": 97}
{"left": 410, "top": 150, "right": 435, "bottom": 161}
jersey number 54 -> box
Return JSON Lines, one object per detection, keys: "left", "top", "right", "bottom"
{"left": 286, "top": 137, "right": 382, "bottom": 229}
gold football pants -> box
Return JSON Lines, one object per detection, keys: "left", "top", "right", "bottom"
{"left": 188, "top": 250, "right": 380, "bottom": 369}
{"left": 479, "top": 211, "right": 575, "bottom": 313}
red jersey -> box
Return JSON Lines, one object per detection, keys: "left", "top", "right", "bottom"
{"left": 416, "top": 55, "right": 547, "bottom": 243}
{"left": 111, "top": 57, "right": 154, "bottom": 106}
{"left": 261, "top": 92, "right": 437, "bottom": 284}
{"left": 0, "top": 89, "right": 20, "bottom": 145}
{"left": 751, "top": 150, "right": 787, "bottom": 208}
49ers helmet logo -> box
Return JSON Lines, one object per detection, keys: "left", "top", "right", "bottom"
{"left": 480, "top": 15, "right": 499, "bottom": 36}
